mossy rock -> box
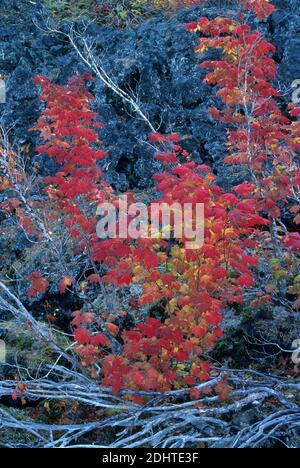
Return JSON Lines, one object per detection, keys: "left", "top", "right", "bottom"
{"left": 0, "top": 320, "right": 71, "bottom": 379}
{"left": 0, "top": 405, "right": 38, "bottom": 447}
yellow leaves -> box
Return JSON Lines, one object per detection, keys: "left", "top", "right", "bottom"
{"left": 182, "top": 305, "right": 193, "bottom": 315}
{"left": 195, "top": 44, "right": 208, "bottom": 54}
{"left": 44, "top": 401, "right": 51, "bottom": 413}
{"left": 168, "top": 298, "right": 178, "bottom": 313}
{"left": 288, "top": 275, "right": 300, "bottom": 310}
{"left": 156, "top": 252, "right": 168, "bottom": 263}
{"left": 151, "top": 230, "right": 162, "bottom": 239}
{"left": 201, "top": 274, "right": 211, "bottom": 286}
{"left": 177, "top": 363, "right": 185, "bottom": 372}
{"left": 224, "top": 51, "right": 239, "bottom": 64}
{"left": 223, "top": 228, "right": 236, "bottom": 238}
{"left": 179, "top": 284, "right": 189, "bottom": 294}
{"left": 0, "top": 176, "right": 9, "bottom": 190}
{"left": 17, "top": 382, "right": 27, "bottom": 392}
{"left": 132, "top": 264, "right": 147, "bottom": 283}
{"left": 171, "top": 245, "right": 185, "bottom": 259}
{"left": 133, "top": 265, "right": 144, "bottom": 276}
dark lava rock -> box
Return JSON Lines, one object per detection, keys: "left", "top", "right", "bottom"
{"left": 0, "top": 0, "right": 299, "bottom": 189}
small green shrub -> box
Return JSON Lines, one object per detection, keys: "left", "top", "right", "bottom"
{"left": 44, "top": 0, "right": 94, "bottom": 19}
{"left": 43, "top": 0, "right": 205, "bottom": 27}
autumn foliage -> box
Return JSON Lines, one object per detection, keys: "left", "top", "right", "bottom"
{"left": 31, "top": 72, "right": 269, "bottom": 399}
{"left": 1, "top": 0, "right": 299, "bottom": 402}
{"left": 188, "top": 0, "right": 300, "bottom": 307}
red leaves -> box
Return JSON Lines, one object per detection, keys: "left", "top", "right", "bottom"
{"left": 33, "top": 75, "right": 49, "bottom": 85}
{"left": 26, "top": 271, "right": 49, "bottom": 297}
{"left": 90, "top": 333, "right": 109, "bottom": 347}
{"left": 208, "top": 107, "right": 221, "bottom": 120}
{"left": 143, "top": 250, "right": 160, "bottom": 269}
{"left": 74, "top": 327, "right": 90, "bottom": 345}
{"left": 148, "top": 132, "right": 166, "bottom": 143}
{"left": 148, "top": 132, "right": 180, "bottom": 144}
{"left": 87, "top": 274, "right": 101, "bottom": 284}
{"left": 215, "top": 380, "right": 233, "bottom": 401}
{"left": 243, "top": 0, "right": 276, "bottom": 20}
{"left": 105, "top": 322, "right": 119, "bottom": 336}
{"left": 234, "top": 24, "right": 251, "bottom": 36}
{"left": 237, "top": 273, "right": 254, "bottom": 287}
{"left": 74, "top": 324, "right": 109, "bottom": 368}
{"left": 189, "top": 387, "right": 200, "bottom": 400}
{"left": 192, "top": 325, "right": 207, "bottom": 339}
{"left": 33, "top": 74, "right": 108, "bottom": 257}
{"left": 284, "top": 233, "right": 300, "bottom": 251}
{"left": 30, "top": 9, "right": 298, "bottom": 403}
{"left": 155, "top": 152, "right": 178, "bottom": 164}
{"left": 290, "top": 107, "right": 300, "bottom": 117}
{"left": 234, "top": 182, "right": 255, "bottom": 198}
{"left": 228, "top": 203, "right": 270, "bottom": 229}
{"left": 71, "top": 310, "right": 95, "bottom": 327}
{"left": 186, "top": 21, "right": 199, "bottom": 32}
{"left": 17, "top": 210, "right": 36, "bottom": 236}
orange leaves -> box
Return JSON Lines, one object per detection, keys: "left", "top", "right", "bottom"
{"left": 26, "top": 271, "right": 49, "bottom": 298}
{"left": 0, "top": 175, "right": 9, "bottom": 191}
{"left": 105, "top": 322, "right": 119, "bottom": 336}
{"left": 59, "top": 276, "right": 74, "bottom": 294}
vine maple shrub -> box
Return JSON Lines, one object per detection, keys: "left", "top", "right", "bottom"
{"left": 98, "top": 144, "right": 269, "bottom": 398}
{"left": 20, "top": 72, "right": 268, "bottom": 401}
{"left": 188, "top": 0, "right": 300, "bottom": 307}
{"left": 1, "top": 0, "right": 299, "bottom": 402}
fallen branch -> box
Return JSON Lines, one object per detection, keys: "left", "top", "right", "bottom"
{"left": 34, "top": 14, "right": 156, "bottom": 133}
{"left": 0, "top": 364, "right": 299, "bottom": 448}
{"left": 0, "top": 281, "right": 85, "bottom": 374}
